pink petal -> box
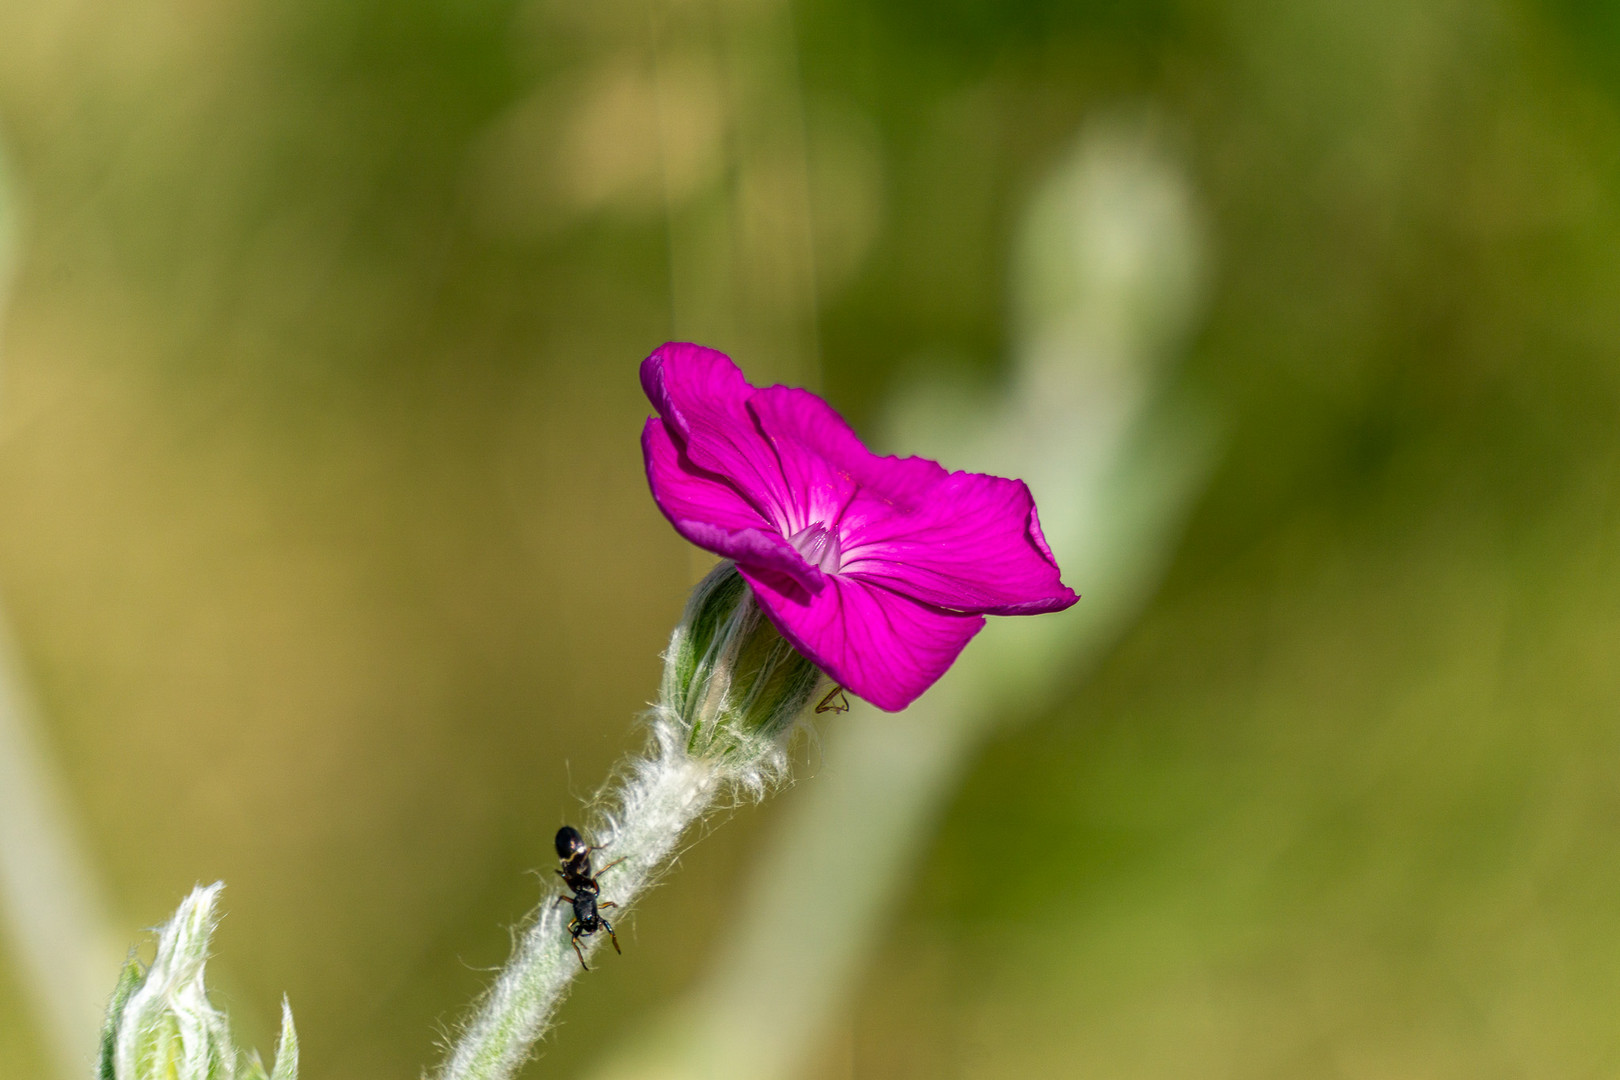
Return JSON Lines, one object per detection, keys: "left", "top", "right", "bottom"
{"left": 838, "top": 471, "right": 1079, "bottom": 615}
{"left": 640, "top": 343, "right": 795, "bottom": 527}
{"left": 643, "top": 420, "right": 825, "bottom": 592}
{"left": 743, "top": 387, "right": 858, "bottom": 536}
{"left": 740, "top": 567, "right": 985, "bottom": 712}
{"left": 748, "top": 385, "right": 948, "bottom": 516}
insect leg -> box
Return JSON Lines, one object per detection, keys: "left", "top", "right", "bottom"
{"left": 572, "top": 936, "right": 589, "bottom": 971}
{"left": 814, "top": 686, "right": 850, "bottom": 714}
{"left": 602, "top": 918, "right": 621, "bottom": 954}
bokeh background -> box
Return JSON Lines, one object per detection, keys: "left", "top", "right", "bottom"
{"left": 5, "top": 0, "right": 1620, "bottom": 1077}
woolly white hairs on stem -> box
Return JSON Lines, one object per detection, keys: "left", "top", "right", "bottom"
{"left": 435, "top": 566, "right": 816, "bottom": 1080}
{"left": 433, "top": 744, "right": 721, "bottom": 1080}
{"left": 434, "top": 722, "right": 777, "bottom": 1080}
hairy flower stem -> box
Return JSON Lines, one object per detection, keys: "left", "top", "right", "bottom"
{"left": 436, "top": 563, "right": 818, "bottom": 1080}
{"left": 435, "top": 755, "right": 721, "bottom": 1080}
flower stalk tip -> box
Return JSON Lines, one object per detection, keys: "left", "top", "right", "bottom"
{"left": 664, "top": 560, "right": 822, "bottom": 767}
{"left": 436, "top": 561, "right": 826, "bottom": 1080}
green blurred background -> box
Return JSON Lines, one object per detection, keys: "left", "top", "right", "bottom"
{"left": 5, "top": 0, "right": 1620, "bottom": 1076}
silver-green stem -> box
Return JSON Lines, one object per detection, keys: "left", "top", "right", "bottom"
{"left": 435, "top": 563, "right": 818, "bottom": 1080}
{"left": 434, "top": 749, "right": 721, "bottom": 1080}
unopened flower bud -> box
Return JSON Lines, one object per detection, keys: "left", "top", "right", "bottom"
{"left": 662, "top": 561, "right": 821, "bottom": 763}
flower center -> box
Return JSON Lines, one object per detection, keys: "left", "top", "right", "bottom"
{"left": 787, "top": 523, "right": 843, "bottom": 574}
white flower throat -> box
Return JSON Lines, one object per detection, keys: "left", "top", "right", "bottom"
{"left": 787, "top": 523, "right": 843, "bottom": 574}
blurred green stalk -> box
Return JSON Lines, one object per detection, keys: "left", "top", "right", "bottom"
{"left": 585, "top": 109, "right": 1216, "bottom": 1080}
{"left": 0, "top": 143, "right": 122, "bottom": 1080}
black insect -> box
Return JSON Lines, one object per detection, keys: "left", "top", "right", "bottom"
{"left": 553, "top": 825, "right": 623, "bottom": 970}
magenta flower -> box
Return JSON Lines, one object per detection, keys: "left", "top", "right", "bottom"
{"left": 640, "top": 343, "right": 1079, "bottom": 712}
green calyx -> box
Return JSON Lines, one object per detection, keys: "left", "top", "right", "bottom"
{"left": 662, "top": 561, "right": 822, "bottom": 762}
